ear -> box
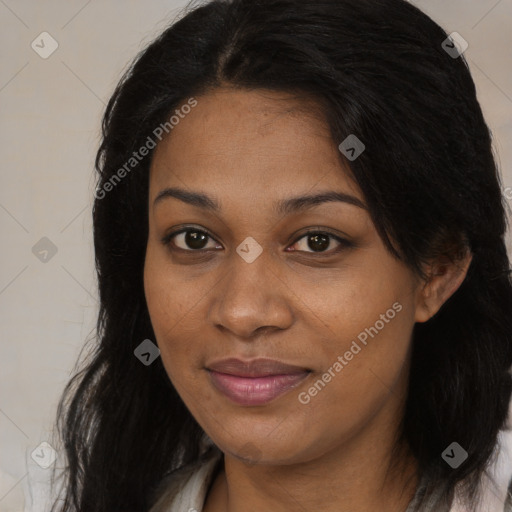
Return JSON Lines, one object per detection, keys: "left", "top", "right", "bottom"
{"left": 414, "top": 249, "right": 473, "bottom": 323}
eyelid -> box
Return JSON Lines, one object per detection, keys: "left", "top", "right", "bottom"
{"left": 160, "top": 226, "right": 220, "bottom": 250}
{"left": 161, "top": 225, "right": 353, "bottom": 254}
{"left": 288, "top": 228, "right": 352, "bottom": 254}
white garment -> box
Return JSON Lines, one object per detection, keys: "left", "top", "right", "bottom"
{"left": 150, "top": 449, "right": 223, "bottom": 512}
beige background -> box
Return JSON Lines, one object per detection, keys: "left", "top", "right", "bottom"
{"left": 0, "top": 1, "right": 511, "bottom": 510}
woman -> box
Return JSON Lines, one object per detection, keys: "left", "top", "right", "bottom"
{"left": 49, "top": 0, "right": 512, "bottom": 511}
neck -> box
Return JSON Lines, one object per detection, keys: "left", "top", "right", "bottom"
{"left": 204, "top": 406, "right": 419, "bottom": 512}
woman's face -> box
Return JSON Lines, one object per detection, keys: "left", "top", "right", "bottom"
{"left": 144, "top": 87, "right": 425, "bottom": 465}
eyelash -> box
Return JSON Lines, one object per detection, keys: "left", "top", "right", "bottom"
{"left": 160, "top": 226, "right": 353, "bottom": 256}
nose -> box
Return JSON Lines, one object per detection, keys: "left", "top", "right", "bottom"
{"left": 207, "top": 247, "right": 295, "bottom": 340}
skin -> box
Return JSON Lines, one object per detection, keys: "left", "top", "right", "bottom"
{"left": 143, "top": 87, "right": 472, "bottom": 512}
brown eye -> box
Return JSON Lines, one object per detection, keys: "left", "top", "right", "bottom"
{"left": 289, "top": 231, "right": 351, "bottom": 254}
{"left": 161, "top": 227, "right": 352, "bottom": 256}
{"left": 162, "top": 229, "right": 221, "bottom": 251}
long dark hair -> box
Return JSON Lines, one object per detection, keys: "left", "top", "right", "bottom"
{"left": 49, "top": 0, "right": 512, "bottom": 510}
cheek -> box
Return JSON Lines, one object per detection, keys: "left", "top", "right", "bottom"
{"left": 306, "top": 260, "right": 415, "bottom": 362}
{"left": 297, "top": 265, "right": 416, "bottom": 420}
{"left": 144, "top": 254, "right": 221, "bottom": 425}
{"left": 143, "top": 248, "right": 200, "bottom": 380}
{"left": 295, "top": 307, "right": 414, "bottom": 455}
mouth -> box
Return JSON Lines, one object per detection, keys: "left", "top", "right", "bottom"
{"left": 206, "top": 358, "right": 311, "bottom": 406}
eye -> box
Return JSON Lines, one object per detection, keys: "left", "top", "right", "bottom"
{"left": 161, "top": 227, "right": 352, "bottom": 255}
{"left": 161, "top": 228, "right": 221, "bottom": 252}
{"left": 288, "top": 230, "right": 351, "bottom": 254}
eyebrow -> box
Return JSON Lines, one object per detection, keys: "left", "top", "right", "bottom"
{"left": 153, "top": 186, "right": 366, "bottom": 215}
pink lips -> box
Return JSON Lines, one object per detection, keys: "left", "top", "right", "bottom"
{"left": 207, "top": 358, "right": 310, "bottom": 406}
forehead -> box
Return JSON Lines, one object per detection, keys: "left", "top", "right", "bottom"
{"left": 149, "top": 87, "right": 361, "bottom": 205}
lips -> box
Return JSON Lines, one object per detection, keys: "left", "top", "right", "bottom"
{"left": 207, "top": 357, "right": 310, "bottom": 377}
{"left": 206, "top": 358, "right": 311, "bottom": 406}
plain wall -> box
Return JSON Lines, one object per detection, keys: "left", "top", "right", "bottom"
{"left": 0, "top": 1, "right": 511, "bottom": 510}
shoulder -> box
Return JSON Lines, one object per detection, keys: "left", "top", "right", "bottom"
{"left": 149, "top": 446, "right": 223, "bottom": 512}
